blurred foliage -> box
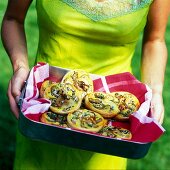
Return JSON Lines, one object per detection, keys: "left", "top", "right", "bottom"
{"left": 0, "top": 1, "right": 38, "bottom": 169}
{"left": 0, "top": 1, "right": 170, "bottom": 170}
{"left": 129, "top": 18, "right": 170, "bottom": 170}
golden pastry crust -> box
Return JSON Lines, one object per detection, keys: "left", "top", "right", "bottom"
{"left": 67, "top": 109, "right": 105, "bottom": 133}
{"left": 43, "top": 82, "right": 58, "bottom": 100}
{"left": 40, "top": 111, "right": 68, "bottom": 127}
{"left": 40, "top": 80, "right": 55, "bottom": 98}
{"left": 84, "top": 92, "right": 119, "bottom": 118}
{"left": 43, "top": 83, "right": 82, "bottom": 114}
{"left": 111, "top": 91, "right": 140, "bottom": 121}
{"left": 99, "top": 125, "right": 132, "bottom": 140}
{"left": 61, "top": 69, "right": 93, "bottom": 96}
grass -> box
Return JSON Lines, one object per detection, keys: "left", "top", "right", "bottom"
{"left": 0, "top": 1, "right": 170, "bottom": 169}
{"left": 128, "top": 25, "right": 170, "bottom": 170}
{"left": 0, "top": 1, "right": 38, "bottom": 169}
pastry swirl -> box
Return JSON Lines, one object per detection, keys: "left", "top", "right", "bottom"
{"left": 40, "top": 80, "right": 55, "bottom": 98}
{"left": 84, "top": 92, "right": 119, "bottom": 118}
{"left": 111, "top": 91, "right": 140, "bottom": 121}
{"left": 40, "top": 111, "right": 68, "bottom": 127}
{"left": 44, "top": 83, "right": 82, "bottom": 114}
{"left": 61, "top": 69, "right": 93, "bottom": 96}
{"left": 99, "top": 125, "right": 132, "bottom": 140}
{"left": 67, "top": 109, "right": 105, "bottom": 133}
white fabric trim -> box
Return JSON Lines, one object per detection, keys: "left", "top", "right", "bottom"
{"left": 101, "top": 76, "right": 110, "bottom": 93}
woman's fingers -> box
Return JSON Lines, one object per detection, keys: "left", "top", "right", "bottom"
{"left": 150, "top": 93, "right": 164, "bottom": 124}
{"left": 159, "top": 108, "right": 164, "bottom": 125}
{"left": 7, "top": 67, "right": 29, "bottom": 119}
{"left": 7, "top": 81, "right": 20, "bottom": 118}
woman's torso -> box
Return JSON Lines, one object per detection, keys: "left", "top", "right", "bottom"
{"left": 36, "top": 0, "right": 153, "bottom": 75}
{"left": 15, "top": 1, "right": 153, "bottom": 169}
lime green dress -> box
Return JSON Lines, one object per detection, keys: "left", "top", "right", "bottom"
{"left": 14, "top": 0, "right": 153, "bottom": 169}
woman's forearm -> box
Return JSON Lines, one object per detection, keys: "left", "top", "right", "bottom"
{"left": 141, "top": 40, "right": 167, "bottom": 94}
{"left": 1, "top": 0, "right": 32, "bottom": 118}
{"left": 1, "top": 16, "right": 29, "bottom": 72}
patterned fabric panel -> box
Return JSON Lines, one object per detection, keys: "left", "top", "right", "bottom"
{"left": 61, "top": 0, "right": 153, "bottom": 21}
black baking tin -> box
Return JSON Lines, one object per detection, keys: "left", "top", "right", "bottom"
{"left": 18, "top": 66, "right": 152, "bottom": 159}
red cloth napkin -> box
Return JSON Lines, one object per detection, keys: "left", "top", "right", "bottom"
{"left": 22, "top": 63, "right": 165, "bottom": 143}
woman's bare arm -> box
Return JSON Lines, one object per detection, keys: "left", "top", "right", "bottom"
{"left": 2, "top": 0, "right": 33, "bottom": 71}
{"left": 1, "top": 0, "right": 33, "bottom": 118}
{"left": 141, "top": 0, "right": 170, "bottom": 124}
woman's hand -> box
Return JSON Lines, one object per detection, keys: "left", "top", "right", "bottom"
{"left": 8, "top": 66, "right": 29, "bottom": 119}
{"left": 150, "top": 91, "right": 164, "bottom": 125}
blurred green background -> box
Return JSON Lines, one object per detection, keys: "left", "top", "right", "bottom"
{"left": 0, "top": 1, "right": 170, "bottom": 170}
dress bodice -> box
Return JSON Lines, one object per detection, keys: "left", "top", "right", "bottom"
{"left": 36, "top": 0, "right": 152, "bottom": 75}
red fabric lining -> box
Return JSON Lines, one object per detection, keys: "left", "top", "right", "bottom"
{"left": 22, "top": 63, "right": 164, "bottom": 143}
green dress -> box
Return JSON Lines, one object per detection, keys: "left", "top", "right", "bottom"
{"left": 14, "top": 0, "right": 153, "bottom": 169}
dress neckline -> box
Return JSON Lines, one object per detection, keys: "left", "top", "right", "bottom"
{"left": 61, "top": 0, "right": 153, "bottom": 21}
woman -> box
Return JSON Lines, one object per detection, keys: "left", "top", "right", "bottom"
{"left": 1, "top": 0, "right": 169, "bottom": 169}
